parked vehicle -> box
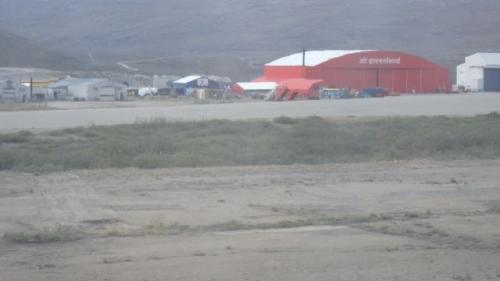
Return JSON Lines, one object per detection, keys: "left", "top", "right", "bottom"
{"left": 138, "top": 87, "right": 158, "bottom": 97}
{"left": 320, "top": 88, "right": 351, "bottom": 99}
{"left": 359, "top": 87, "right": 387, "bottom": 98}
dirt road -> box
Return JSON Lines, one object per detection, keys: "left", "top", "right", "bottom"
{"left": 1, "top": 93, "right": 500, "bottom": 132}
{"left": 1, "top": 160, "right": 500, "bottom": 281}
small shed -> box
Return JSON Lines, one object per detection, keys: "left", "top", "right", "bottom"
{"left": 172, "top": 75, "right": 220, "bottom": 95}
{"left": 457, "top": 53, "right": 500, "bottom": 92}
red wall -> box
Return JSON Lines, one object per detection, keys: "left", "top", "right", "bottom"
{"left": 264, "top": 66, "right": 306, "bottom": 80}
{"left": 262, "top": 51, "right": 451, "bottom": 93}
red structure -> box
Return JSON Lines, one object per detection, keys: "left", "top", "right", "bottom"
{"left": 257, "top": 50, "right": 451, "bottom": 94}
{"left": 276, "top": 79, "right": 322, "bottom": 100}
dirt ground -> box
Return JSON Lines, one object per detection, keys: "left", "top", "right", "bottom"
{"left": 1, "top": 159, "right": 500, "bottom": 281}
{"left": 47, "top": 99, "right": 190, "bottom": 110}
{"left": 1, "top": 93, "right": 500, "bottom": 132}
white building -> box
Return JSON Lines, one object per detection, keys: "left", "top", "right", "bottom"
{"left": 0, "top": 80, "right": 29, "bottom": 102}
{"left": 152, "top": 75, "right": 176, "bottom": 89}
{"left": 49, "top": 78, "right": 126, "bottom": 101}
{"left": 457, "top": 53, "right": 500, "bottom": 92}
{"left": 0, "top": 80, "right": 18, "bottom": 102}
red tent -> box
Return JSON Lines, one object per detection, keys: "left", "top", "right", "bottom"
{"left": 276, "top": 79, "right": 323, "bottom": 100}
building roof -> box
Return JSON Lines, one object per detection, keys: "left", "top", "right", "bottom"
{"left": 466, "top": 53, "right": 500, "bottom": 67}
{"left": 267, "top": 50, "right": 373, "bottom": 67}
{"left": 235, "top": 82, "right": 278, "bottom": 91}
{"left": 173, "top": 75, "right": 203, "bottom": 84}
{"left": 49, "top": 78, "right": 107, "bottom": 88}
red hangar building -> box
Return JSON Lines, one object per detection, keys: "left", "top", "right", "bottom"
{"left": 256, "top": 50, "right": 452, "bottom": 94}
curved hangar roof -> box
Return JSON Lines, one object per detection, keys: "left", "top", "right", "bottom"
{"left": 267, "top": 50, "right": 373, "bottom": 67}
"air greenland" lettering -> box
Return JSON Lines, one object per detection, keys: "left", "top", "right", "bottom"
{"left": 359, "top": 57, "right": 401, "bottom": 65}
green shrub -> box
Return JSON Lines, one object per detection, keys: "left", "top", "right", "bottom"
{"left": 0, "top": 130, "right": 34, "bottom": 143}
{"left": 273, "top": 116, "right": 297, "bottom": 125}
{"left": 3, "top": 224, "right": 81, "bottom": 243}
{"left": 0, "top": 149, "right": 16, "bottom": 169}
{"left": 2, "top": 115, "right": 500, "bottom": 171}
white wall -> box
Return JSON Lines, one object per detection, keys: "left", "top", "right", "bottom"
{"left": 457, "top": 60, "right": 485, "bottom": 91}
{"left": 153, "top": 75, "right": 171, "bottom": 89}
{"left": 69, "top": 85, "right": 91, "bottom": 100}
{"left": 99, "top": 87, "right": 118, "bottom": 101}
{"left": 68, "top": 81, "right": 111, "bottom": 101}
{"left": 465, "top": 54, "right": 484, "bottom": 67}
{"left": 457, "top": 63, "right": 468, "bottom": 88}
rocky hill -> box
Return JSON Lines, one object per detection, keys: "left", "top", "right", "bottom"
{"left": 0, "top": 30, "right": 81, "bottom": 70}
{"left": 1, "top": 0, "right": 499, "bottom": 79}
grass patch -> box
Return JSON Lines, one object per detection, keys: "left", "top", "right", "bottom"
{"left": 1, "top": 113, "right": 500, "bottom": 171}
{"left": 0, "top": 130, "right": 34, "bottom": 143}
{"left": 3, "top": 224, "right": 82, "bottom": 243}
{"left": 3, "top": 211, "right": 436, "bottom": 242}
{"left": 486, "top": 201, "right": 500, "bottom": 214}
{"left": 102, "top": 220, "right": 191, "bottom": 237}
{"left": 205, "top": 214, "right": 395, "bottom": 233}
{"left": 144, "top": 220, "right": 191, "bottom": 235}
{"left": 273, "top": 116, "right": 298, "bottom": 125}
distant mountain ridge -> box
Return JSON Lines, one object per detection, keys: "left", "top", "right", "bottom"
{"left": 0, "top": 30, "right": 81, "bottom": 70}
{"left": 1, "top": 0, "right": 499, "bottom": 78}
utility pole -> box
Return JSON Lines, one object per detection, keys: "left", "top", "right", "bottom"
{"left": 302, "top": 48, "right": 306, "bottom": 67}
{"left": 30, "top": 77, "right": 33, "bottom": 101}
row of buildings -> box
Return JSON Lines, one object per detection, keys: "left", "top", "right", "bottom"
{"left": 233, "top": 50, "right": 500, "bottom": 100}
{"left": 1, "top": 77, "right": 126, "bottom": 102}
{"left": 1, "top": 75, "right": 228, "bottom": 102}
{"left": 3, "top": 51, "right": 499, "bottom": 102}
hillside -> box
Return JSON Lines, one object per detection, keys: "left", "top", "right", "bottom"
{"left": 0, "top": 31, "right": 82, "bottom": 70}
{"left": 1, "top": 0, "right": 499, "bottom": 78}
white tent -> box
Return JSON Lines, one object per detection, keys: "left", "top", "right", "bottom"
{"left": 235, "top": 82, "right": 278, "bottom": 91}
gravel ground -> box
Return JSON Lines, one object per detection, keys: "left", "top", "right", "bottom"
{"left": 1, "top": 160, "right": 500, "bottom": 281}
{"left": 1, "top": 93, "right": 500, "bottom": 132}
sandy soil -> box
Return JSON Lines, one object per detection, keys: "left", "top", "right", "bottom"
{"left": 1, "top": 93, "right": 500, "bottom": 132}
{"left": 1, "top": 160, "right": 500, "bottom": 281}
